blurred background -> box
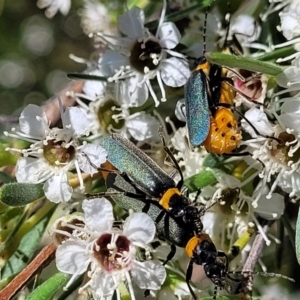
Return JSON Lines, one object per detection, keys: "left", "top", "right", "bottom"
{"left": 0, "top": 1, "right": 93, "bottom": 116}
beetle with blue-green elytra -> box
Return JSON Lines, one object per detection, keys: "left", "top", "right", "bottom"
{"left": 89, "top": 134, "right": 294, "bottom": 300}
{"left": 184, "top": 0, "right": 242, "bottom": 154}
{"left": 99, "top": 133, "right": 206, "bottom": 229}
{"left": 97, "top": 133, "right": 220, "bottom": 299}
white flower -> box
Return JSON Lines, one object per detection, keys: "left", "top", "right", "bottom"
{"left": 79, "top": 0, "right": 113, "bottom": 36}
{"left": 82, "top": 69, "right": 107, "bottom": 99}
{"left": 52, "top": 198, "right": 166, "bottom": 300}
{"left": 272, "top": 1, "right": 300, "bottom": 61}
{"left": 95, "top": 3, "right": 190, "bottom": 107}
{"left": 70, "top": 69, "right": 160, "bottom": 142}
{"left": 241, "top": 107, "right": 275, "bottom": 138}
{"left": 241, "top": 106, "right": 300, "bottom": 198}
{"left": 200, "top": 169, "right": 284, "bottom": 247}
{"left": 261, "top": 0, "right": 291, "bottom": 23}
{"left": 171, "top": 127, "right": 206, "bottom": 177}
{"left": 279, "top": 1, "right": 300, "bottom": 40}
{"left": 230, "top": 15, "right": 261, "bottom": 44}
{"left": 37, "top": 0, "right": 71, "bottom": 18}
{"left": 276, "top": 55, "right": 300, "bottom": 90}
{"left": 5, "top": 104, "right": 107, "bottom": 203}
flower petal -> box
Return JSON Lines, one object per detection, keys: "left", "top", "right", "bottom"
{"left": 117, "top": 7, "right": 144, "bottom": 39}
{"left": 16, "top": 157, "right": 50, "bottom": 183}
{"left": 123, "top": 212, "right": 155, "bottom": 244}
{"left": 90, "top": 272, "right": 117, "bottom": 299}
{"left": 160, "top": 57, "right": 189, "bottom": 87}
{"left": 205, "top": 168, "right": 241, "bottom": 189}
{"left": 44, "top": 171, "right": 73, "bottom": 203}
{"left": 158, "top": 22, "right": 181, "bottom": 49}
{"left": 82, "top": 198, "right": 114, "bottom": 232}
{"left": 77, "top": 144, "right": 107, "bottom": 175}
{"left": 120, "top": 76, "right": 149, "bottom": 107}
{"left": 37, "top": 0, "right": 71, "bottom": 18}
{"left": 254, "top": 193, "right": 284, "bottom": 220}
{"left": 63, "top": 107, "right": 90, "bottom": 136}
{"left": 279, "top": 171, "right": 300, "bottom": 197}
{"left": 56, "top": 240, "right": 90, "bottom": 274}
{"left": 83, "top": 70, "right": 107, "bottom": 98}
{"left": 230, "top": 15, "right": 261, "bottom": 43}
{"left": 19, "top": 104, "right": 49, "bottom": 138}
{"left": 242, "top": 107, "right": 274, "bottom": 137}
{"left": 281, "top": 98, "right": 300, "bottom": 114}
{"left": 280, "top": 11, "right": 300, "bottom": 40}
{"left": 99, "top": 50, "right": 129, "bottom": 77}
{"left": 127, "top": 112, "right": 160, "bottom": 142}
{"left": 131, "top": 260, "right": 166, "bottom": 290}
{"left": 279, "top": 112, "right": 300, "bottom": 132}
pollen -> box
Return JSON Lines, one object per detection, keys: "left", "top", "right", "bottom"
{"left": 43, "top": 140, "right": 75, "bottom": 166}
{"left": 94, "top": 233, "right": 131, "bottom": 272}
{"left": 130, "top": 39, "right": 162, "bottom": 72}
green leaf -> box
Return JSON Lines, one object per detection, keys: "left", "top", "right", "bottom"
{"left": 0, "top": 210, "right": 28, "bottom": 259}
{"left": 206, "top": 52, "right": 284, "bottom": 76}
{"left": 0, "top": 183, "right": 44, "bottom": 206}
{"left": 294, "top": 208, "right": 300, "bottom": 264}
{"left": 0, "top": 171, "right": 14, "bottom": 183}
{"left": 0, "top": 201, "right": 56, "bottom": 268}
{"left": 1, "top": 214, "right": 52, "bottom": 280}
{"left": 184, "top": 169, "right": 218, "bottom": 192}
{"left": 0, "top": 143, "right": 17, "bottom": 167}
{"left": 56, "top": 275, "right": 84, "bottom": 300}
{"left": 26, "top": 272, "right": 71, "bottom": 300}
{"left": 255, "top": 46, "right": 295, "bottom": 62}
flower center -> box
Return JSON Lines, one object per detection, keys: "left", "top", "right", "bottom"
{"left": 217, "top": 188, "right": 242, "bottom": 215}
{"left": 43, "top": 139, "right": 75, "bottom": 166}
{"left": 54, "top": 218, "right": 85, "bottom": 244}
{"left": 130, "top": 39, "right": 162, "bottom": 72}
{"left": 98, "top": 100, "right": 125, "bottom": 132}
{"left": 270, "top": 132, "right": 300, "bottom": 164}
{"left": 94, "top": 233, "right": 131, "bottom": 272}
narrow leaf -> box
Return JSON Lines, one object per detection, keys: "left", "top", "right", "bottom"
{"left": 256, "top": 46, "right": 295, "bottom": 61}
{"left": 26, "top": 272, "right": 71, "bottom": 300}
{"left": 206, "top": 52, "right": 283, "bottom": 76}
{"left": 1, "top": 213, "right": 53, "bottom": 279}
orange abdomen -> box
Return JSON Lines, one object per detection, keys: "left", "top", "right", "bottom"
{"left": 203, "top": 108, "right": 242, "bottom": 154}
